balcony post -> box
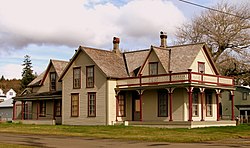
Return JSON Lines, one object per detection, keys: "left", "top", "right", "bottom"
{"left": 36, "top": 100, "right": 39, "bottom": 120}
{"left": 231, "top": 91, "right": 235, "bottom": 121}
{"left": 187, "top": 87, "right": 193, "bottom": 121}
{"left": 169, "top": 71, "right": 172, "bottom": 83}
{"left": 188, "top": 69, "right": 192, "bottom": 83}
{"left": 115, "top": 90, "right": 120, "bottom": 122}
{"left": 21, "top": 101, "right": 24, "bottom": 120}
{"left": 167, "top": 87, "right": 174, "bottom": 121}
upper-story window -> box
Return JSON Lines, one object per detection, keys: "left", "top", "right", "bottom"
{"left": 198, "top": 62, "right": 205, "bottom": 73}
{"left": 243, "top": 92, "right": 247, "bottom": 100}
{"left": 73, "top": 67, "right": 81, "bottom": 89}
{"left": 149, "top": 62, "right": 158, "bottom": 75}
{"left": 50, "top": 72, "right": 56, "bottom": 91}
{"left": 86, "top": 66, "right": 94, "bottom": 88}
{"left": 9, "top": 92, "right": 13, "bottom": 96}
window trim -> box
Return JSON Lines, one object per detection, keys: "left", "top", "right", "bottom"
{"left": 50, "top": 72, "right": 56, "bottom": 91}
{"left": 149, "top": 62, "right": 158, "bottom": 75}
{"left": 55, "top": 100, "right": 62, "bottom": 117}
{"left": 243, "top": 92, "right": 247, "bottom": 100}
{"left": 39, "top": 100, "right": 46, "bottom": 117}
{"left": 71, "top": 93, "right": 79, "bottom": 117}
{"left": 158, "top": 91, "right": 168, "bottom": 117}
{"left": 198, "top": 62, "right": 205, "bottom": 73}
{"left": 205, "top": 92, "right": 213, "bottom": 117}
{"left": 86, "top": 66, "right": 94, "bottom": 88}
{"left": 88, "top": 92, "right": 96, "bottom": 117}
{"left": 73, "top": 67, "right": 81, "bottom": 89}
{"left": 118, "top": 93, "right": 126, "bottom": 117}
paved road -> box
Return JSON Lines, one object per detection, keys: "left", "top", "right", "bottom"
{"left": 0, "top": 133, "right": 249, "bottom": 148}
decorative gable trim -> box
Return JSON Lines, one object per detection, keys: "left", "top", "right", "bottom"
{"left": 137, "top": 46, "right": 154, "bottom": 76}
{"left": 40, "top": 59, "right": 53, "bottom": 85}
{"left": 202, "top": 44, "right": 219, "bottom": 75}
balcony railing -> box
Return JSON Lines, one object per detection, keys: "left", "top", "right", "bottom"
{"left": 116, "top": 71, "right": 234, "bottom": 89}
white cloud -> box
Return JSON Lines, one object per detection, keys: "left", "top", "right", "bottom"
{"left": 0, "top": 64, "right": 22, "bottom": 79}
{"left": 0, "top": 0, "right": 185, "bottom": 52}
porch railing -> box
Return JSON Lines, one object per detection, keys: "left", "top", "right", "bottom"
{"left": 116, "top": 71, "right": 234, "bottom": 89}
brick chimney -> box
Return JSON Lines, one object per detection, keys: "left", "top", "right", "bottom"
{"left": 113, "top": 37, "right": 120, "bottom": 54}
{"left": 160, "top": 31, "right": 167, "bottom": 48}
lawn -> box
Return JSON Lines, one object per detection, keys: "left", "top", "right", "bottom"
{"left": 0, "top": 123, "right": 250, "bottom": 143}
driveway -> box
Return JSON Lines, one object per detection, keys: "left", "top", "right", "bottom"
{"left": 0, "top": 133, "right": 249, "bottom": 148}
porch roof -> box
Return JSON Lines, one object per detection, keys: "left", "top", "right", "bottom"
{"left": 13, "top": 91, "right": 62, "bottom": 101}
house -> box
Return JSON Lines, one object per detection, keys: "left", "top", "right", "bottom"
{"left": 13, "top": 59, "right": 68, "bottom": 125}
{"left": 0, "top": 88, "right": 16, "bottom": 121}
{"left": 57, "top": 32, "right": 235, "bottom": 128}
{"left": 221, "top": 85, "right": 250, "bottom": 123}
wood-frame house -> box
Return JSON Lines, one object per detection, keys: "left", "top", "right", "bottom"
{"left": 12, "top": 59, "right": 68, "bottom": 125}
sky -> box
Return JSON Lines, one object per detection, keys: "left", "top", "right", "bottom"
{"left": 0, "top": 0, "right": 248, "bottom": 79}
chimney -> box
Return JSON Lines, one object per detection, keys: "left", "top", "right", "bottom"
{"left": 113, "top": 37, "right": 120, "bottom": 54}
{"left": 160, "top": 31, "right": 167, "bottom": 48}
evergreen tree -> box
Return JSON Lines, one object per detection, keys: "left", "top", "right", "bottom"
{"left": 0, "top": 75, "right": 5, "bottom": 81}
{"left": 21, "top": 55, "right": 35, "bottom": 89}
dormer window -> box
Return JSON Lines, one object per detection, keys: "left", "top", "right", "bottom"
{"left": 198, "top": 62, "right": 205, "bottom": 73}
{"left": 149, "top": 62, "right": 158, "bottom": 75}
{"left": 50, "top": 72, "right": 56, "bottom": 91}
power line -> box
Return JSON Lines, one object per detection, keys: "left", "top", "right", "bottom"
{"left": 178, "top": 0, "right": 249, "bottom": 20}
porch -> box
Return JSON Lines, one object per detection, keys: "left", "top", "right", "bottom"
{"left": 113, "top": 120, "right": 236, "bottom": 128}
{"left": 114, "top": 70, "right": 235, "bottom": 127}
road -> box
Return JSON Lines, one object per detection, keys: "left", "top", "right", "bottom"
{"left": 0, "top": 133, "right": 249, "bottom": 148}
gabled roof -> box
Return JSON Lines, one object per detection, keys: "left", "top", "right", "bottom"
{"left": 138, "top": 43, "right": 219, "bottom": 74}
{"left": 28, "top": 59, "right": 68, "bottom": 87}
{"left": 0, "top": 98, "right": 13, "bottom": 107}
{"left": 59, "top": 46, "right": 128, "bottom": 80}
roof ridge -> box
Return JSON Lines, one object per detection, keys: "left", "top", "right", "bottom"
{"left": 123, "top": 49, "right": 150, "bottom": 53}
{"left": 80, "top": 46, "right": 113, "bottom": 53}
{"left": 51, "top": 59, "right": 69, "bottom": 63}
{"left": 165, "top": 42, "right": 205, "bottom": 48}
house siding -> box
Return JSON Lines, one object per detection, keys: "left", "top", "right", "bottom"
{"left": 62, "top": 51, "right": 107, "bottom": 125}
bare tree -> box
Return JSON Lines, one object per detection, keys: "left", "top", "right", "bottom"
{"left": 175, "top": 2, "right": 250, "bottom": 85}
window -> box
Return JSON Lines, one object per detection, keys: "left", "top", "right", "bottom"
{"left": 198, "top": 62, "right": 205, "bottom": 73}
{"left": 88, "top": 92, "right": 96, "bottom": 117}
{"left": 55, "top": 100, "right": 61, "bottom": 117}
{"left": 39, "top": 101, "right": 46, "bottom": 117}
{"left": 71, "top": 94, "right": 79, "bottom": 117}
{"left": 9, "top": 92, "right": 13, "bottom": 96}
{"left": 50, "top": 72, "right": 56, "bottom": 91}
{"left": 206, "top": 93, "right": 213, "bottom": 117}
{"left": 192, "top": 92, "right": 199, "bottom": 117}
{"left": 158, "top": 91, "right": 168, "bottom": 117}
{"left": 86, "top": 66, "right": 94, "bottom": 88}
{"left": 149, "top": 62, "right": 158, "bottom": 75}
{"left": 118, "top": 94, "right": 126, "bottom": 117}
{"left": 243, "top": 92, "right": 247, "bottom": 100}
{"left": 73, "top": 67, "right": 81, "bottom": 89}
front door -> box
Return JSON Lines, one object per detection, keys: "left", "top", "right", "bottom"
{"left": 132, "top": 93, "right": 140, "bottom": 121}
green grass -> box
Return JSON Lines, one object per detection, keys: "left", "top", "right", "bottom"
{"left": 0, "top": 123, "right": 250, "bottom": 143}
{"left": 0, "top": 143, "right": 35, "bottom": 148}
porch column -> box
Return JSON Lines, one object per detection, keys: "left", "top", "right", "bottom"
{"left": 167, "top": 87, "right": 174, "bottom": 121}
{"left": 21, "top": 101, "right": 25, "bottom": 120}
{"left": 53, "top": 99, "right": 56, "bottom": 120}
{"left": 231, "top": 91, "right": 235, "bottom": 121}
{"left": 12, "top": 101, "right": 16, "bottom": 120}
{"left": 36, "top": 100, "right": 39, "bottom": 120}
{"left": 216, "top": 89, "right": 221, "bottom": 121}
{"left": 200, "top": 88, "right": 205, "bottom": 121}
{"left": 115, "top": 90, "right": 120, "bottom": 122}
{"left": 187, "top": 87, "right": 193, "bottom": 121}
{"left": 139, "top": 90, "right": 142, "bottom": 121}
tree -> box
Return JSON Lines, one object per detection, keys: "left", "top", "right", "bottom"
{"left": 175, "top": 2, "right": 250, "bottom": 85}
{"left": 0, "top": 75, "right": 5, "bottom": 81}
{"left": 21, "top": 55, "right": 36, "bottom": 89}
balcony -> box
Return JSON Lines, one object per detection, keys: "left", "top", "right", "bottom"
{"left": 116, "top": 71, "right": 234, "bottom": 89}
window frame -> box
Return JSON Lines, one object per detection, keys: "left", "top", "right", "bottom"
{"left": 86, "top": 66, "right": 94, "bottom": 88}
{"left": 205, "top": 92, "right": 213, "bottom": 117}
{"left": 50, "top": 72, "right": 56, "bottom": 91}
{"left": 192, "top": 91, "right": 199, "bottom": 117}
{"left": 73, "top": 67, "right": 81, "bottom": 89}
{"left": 198, "top": 62, "right": 205, "bottom": 73}
{"left": 118, "top": 93, "right": 126, "bottom": 117}
{"left": 158, "top": 91, "right": 168, "bottom": 117}
{"left": 55, "top": 100, "right": 62, "bottom": 117}
{"left": 242, "top": 92, "right": 247, "bottom": 100}
{"left": 149, "top": 62, "right": 158, "bottom": 75}
{"left": 88, "top": 92, "right": 96, "bottom": 117}
{"left": 71, "top": 93, "right": 79, "bottom": 117}
{"left": 39, "top": 100, "right": 46, "bottom": 117}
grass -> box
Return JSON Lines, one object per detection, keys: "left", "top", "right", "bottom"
{"left": 0, "top": 143, "right": 35, "bottom": 148}
{"left": 0, "top": 123, "right": 250, "bottom": 143}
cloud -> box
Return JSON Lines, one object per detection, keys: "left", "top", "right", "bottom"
{"left": 0, "top": 64, "right": 22, "bottom": 79}
{"left": 0, "top": 0, "right": 185, "bottom": 52}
